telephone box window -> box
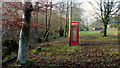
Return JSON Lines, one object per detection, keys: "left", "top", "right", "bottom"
{"left": 72, "top": 26, "right": 76, "bottom": 42}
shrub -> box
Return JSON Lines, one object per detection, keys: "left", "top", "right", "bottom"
{"left": 2, "top": 37, "right": 18, "bottom": 56}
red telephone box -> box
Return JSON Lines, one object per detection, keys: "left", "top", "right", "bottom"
{"left": 70, "top": 21, "right": 79, "bottom": 46}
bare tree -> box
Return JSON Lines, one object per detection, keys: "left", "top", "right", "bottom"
{"left": 89, "top": 0, "right": 119, "bottom": 37}
{"left": 43, "top": 0, "right": 53, "bottom": 42}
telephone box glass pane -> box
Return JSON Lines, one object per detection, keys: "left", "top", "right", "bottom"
{"left": 72, "top": 26, "right": 76, "bottom": 42}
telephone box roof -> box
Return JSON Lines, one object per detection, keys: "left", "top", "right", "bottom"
{"left": 71, "top": 21, "right": 79, "bottom": 23}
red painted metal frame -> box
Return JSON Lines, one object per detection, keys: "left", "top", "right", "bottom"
{"left": 70, "top": 21, "right": 79, "bottom": 46}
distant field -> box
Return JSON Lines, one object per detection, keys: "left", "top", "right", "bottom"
{"left": 80, "top": 31, "right": 100, "bottom": 35}
{"left": 80, "top": 30, "right": 118, "bottom": 35}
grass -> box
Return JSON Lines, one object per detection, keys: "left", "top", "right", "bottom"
{"left": 14, "top": 60, "right": 37, "bottom": 67}
{"left": 28, "top": 30, "right": 119, "bottom": 66}
{"left": 31, "top": 47, "right": 42, "bottom": 53}
{"left": 80, "top": 31, "right": 100, "bottom": 35}
{"left": 29, "top": 44, "right": 119, "bottom": 66}
{"left": 6, "top": 30, "right": 120, "bottom": 67}
{"left": 3, "top": 52, "right": 17, "bottom": 62}
{"left": 80, "top": 30, "right": 118, "bottom": 35}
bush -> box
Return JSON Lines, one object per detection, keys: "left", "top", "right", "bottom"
{"left": 2, "top": 37, "right": 18, "bottom": 56}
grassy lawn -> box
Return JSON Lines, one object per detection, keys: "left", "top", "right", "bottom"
{"left": 80, "top": 30, "right": 118, "bottom": 35}
{"left": 80, "top": 31, "right": 100, "bottom": 35}
{"left": 10, "top": 30, "right": 119, "bottom": 67}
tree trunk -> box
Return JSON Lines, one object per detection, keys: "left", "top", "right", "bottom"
{"left": 17, "top": 28, "right": 28, "bottom": 63}
{"left": 44, "top": 4, "right": 48, "bottom": 42}
{"left": 65, "top": 1, "right": 69, "bottom": 37}
{"left": 17, "top": 2, "right": 32, "bottom": 63}
{"left": 103, "top": 24, "right": 107, "bottom": 37}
